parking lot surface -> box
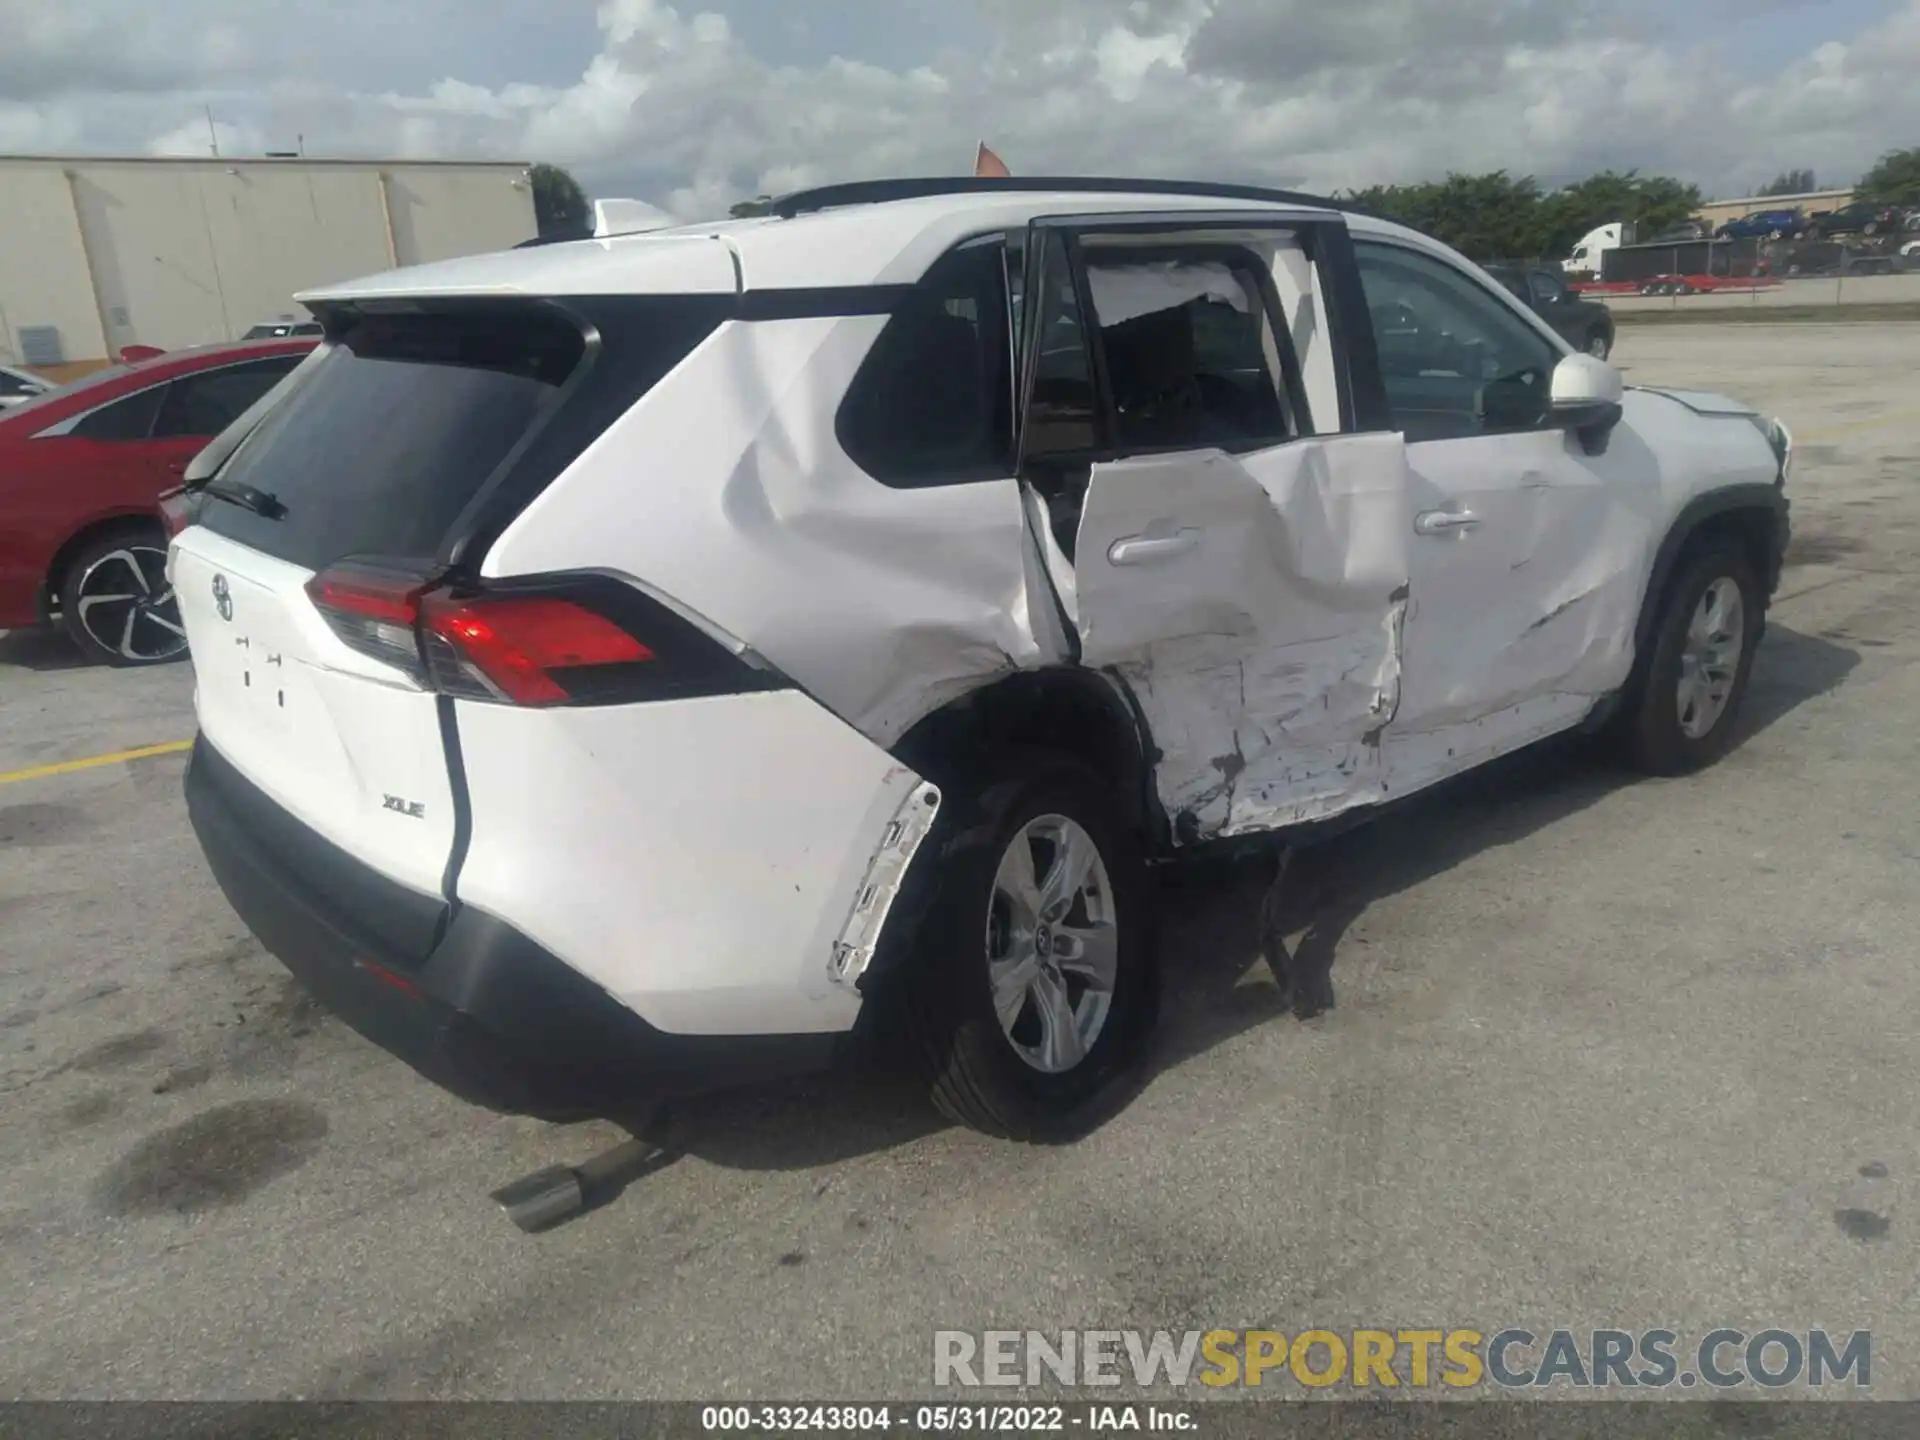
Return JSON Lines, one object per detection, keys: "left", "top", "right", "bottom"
{"left": 2, "top": 322, "right": 1917, "bottom": 1400}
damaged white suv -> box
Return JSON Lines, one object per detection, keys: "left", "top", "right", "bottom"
{"left": 170, "top": 177, "right": 1791, "bottom": 1141}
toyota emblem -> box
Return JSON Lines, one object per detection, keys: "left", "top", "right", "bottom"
{"left": 212, "top": 574, "right": 232, "bottom": 622}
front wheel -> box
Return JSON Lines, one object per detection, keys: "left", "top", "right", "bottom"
{"left": 58, "top": 526, "right": 189, "bottom": 667}
{"left": 1586, "top": 329, "right": 1613, "bottom": 359}
{"left": 1616, "top": 543, "right": 1762, "bottom": 775}
{"left": 899, "top": 760, "right": 1156, "bottom": 1142}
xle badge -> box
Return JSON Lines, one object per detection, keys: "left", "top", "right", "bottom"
{"left": 211, "top": 574, "right": 232, "bottom": 622}
{"left": 383, "top": 795, "right": 426, "bottom": 819}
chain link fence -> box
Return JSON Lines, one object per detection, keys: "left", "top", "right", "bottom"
{"left": 1492, "top": 225, "right": 1920, "bottom": 318}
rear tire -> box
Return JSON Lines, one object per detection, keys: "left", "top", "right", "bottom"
{"left": 1615, "top": 542, "right": 1762, "bottom": 776}
{"left": 58, "top": 524, "right": 189, "bottom": 668}
{"left": 898, "top": 758, "right": 1156, "bottom": 1142}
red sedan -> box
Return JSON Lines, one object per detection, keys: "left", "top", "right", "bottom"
{"left": 0, "top": 338, "right": 315, "bottom": 665}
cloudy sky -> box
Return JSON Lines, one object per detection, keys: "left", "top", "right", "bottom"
{"left": 3, "top": 0, "right": 1916, "bottom": 216}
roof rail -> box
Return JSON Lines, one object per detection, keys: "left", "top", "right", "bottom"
{"left": 769, "top": 176, "right": 1371, "bottom": 220}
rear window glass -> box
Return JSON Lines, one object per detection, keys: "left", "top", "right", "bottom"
{"left": 201, "top": 308, "right": 588, "bottom": 569}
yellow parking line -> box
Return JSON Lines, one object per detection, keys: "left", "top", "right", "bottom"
{"left": 0, "top": 739, "right": 193, "bottom": 787}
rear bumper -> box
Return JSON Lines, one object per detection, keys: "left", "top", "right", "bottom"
{"left": 184, "top": 735, "right": 839, "bottom": 1116}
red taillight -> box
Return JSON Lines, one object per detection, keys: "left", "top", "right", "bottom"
{"left": 308, "top": 569, "right": 423, "bottom": 625}
{"left": 301, "top": 564, "right": 668, "bottom": 710}
{"left": 305, "top": 564, "right": 430, "bottom": 675}
{"left": 420, "top": 595, "right": 654, "bottom": 705}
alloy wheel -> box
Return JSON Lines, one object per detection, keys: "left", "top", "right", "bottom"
{"left": 1676, "top": 577, "right": 1744, "bottom": 740}
{"left": 74, "top": 545, "right": 187, "bottom": 663}
{"left": 985, "top": 814, "right": 1119, "bottom": 1075}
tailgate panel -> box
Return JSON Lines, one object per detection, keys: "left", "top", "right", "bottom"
{"left": 172, "top": 526, "right": 457, "bottom": 903}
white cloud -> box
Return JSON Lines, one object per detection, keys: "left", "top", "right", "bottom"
{"left": 5, "top": 0, "right": 1918, "bottom": 212}
{"left": 146, "top": 116, "right": 261, "bottom": 158}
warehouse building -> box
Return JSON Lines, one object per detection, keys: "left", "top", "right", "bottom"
{"left": 0, "top": 155, "right": 538, "bottom": 379}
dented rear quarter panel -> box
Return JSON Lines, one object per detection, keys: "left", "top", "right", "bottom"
{"left": 482, "top": 314, "right": 1063, "bottom": 746}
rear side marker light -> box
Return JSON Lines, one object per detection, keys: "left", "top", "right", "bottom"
{"left": 357, "top": 959, "right": 422, "bottom": 998}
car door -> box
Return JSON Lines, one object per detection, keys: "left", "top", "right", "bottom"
{"left": 1352, "top": 237, "right": 1658, "bottom": 784}
{"left": 1016, "top": 215, "right": 1416, "bottom": 843}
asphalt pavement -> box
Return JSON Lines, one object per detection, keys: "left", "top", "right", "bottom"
{"left": 1, "top": 322, "right": 1917, "bottom": 1401}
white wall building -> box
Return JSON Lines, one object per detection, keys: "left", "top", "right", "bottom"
{"left": 0, "top": 156, "right": 538, "bottom": 373}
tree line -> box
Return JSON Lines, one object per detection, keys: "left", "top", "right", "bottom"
{"left": 535, "top": 146, "right": 1920, "bottom": 255}
{"left": 1340, "top": 146, "right": 1917, "bottom": 260}
{"left": 1339, "top": 170, "right": 1703, "bottom": 262}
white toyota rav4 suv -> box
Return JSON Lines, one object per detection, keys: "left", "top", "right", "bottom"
{"left": 170, "top": 177, "right": 1791, "bottom": 1141}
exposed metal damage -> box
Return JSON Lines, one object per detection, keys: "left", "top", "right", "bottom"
{"left": 1069, "top": 432, "right": 1416, "bottom": 842}
{"left": 830, "top": 776, "right": 945, "bottom": 992}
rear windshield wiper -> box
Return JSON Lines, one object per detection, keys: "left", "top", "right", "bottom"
{"left": 197, "top": 479, "right": 286, "bottom": 520}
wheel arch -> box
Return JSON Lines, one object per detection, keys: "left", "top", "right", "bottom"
{"left": 1632, "top": 484, "right": 1787, "bottom": 667}
{"left": 889, "top": 666, "right": 1169, "bottom": 853}
{"left": 37, "top": 508, "right": 162, "bottom": 623}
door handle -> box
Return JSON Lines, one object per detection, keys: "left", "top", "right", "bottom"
{"left": 1108, "top": 529, "right": 1201, "bottom": 566}
{"left": 1415, "top": 509, "right": 1481, "bottom": 536}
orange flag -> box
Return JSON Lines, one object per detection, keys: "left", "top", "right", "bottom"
{"left": 975, "top": 143, "right": 1011, "bottom": 178}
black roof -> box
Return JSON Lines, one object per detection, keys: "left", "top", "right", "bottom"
{"left": 768, "top": 176, "right": 1378, "bottom": 221}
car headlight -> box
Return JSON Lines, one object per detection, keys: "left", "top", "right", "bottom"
{"left": 1746, "top": 413, "right": 1792, "bottom": 485}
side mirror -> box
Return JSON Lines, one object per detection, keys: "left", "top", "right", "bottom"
{"left": 1550, "top": 352, "right": 1624, "bottom": 455}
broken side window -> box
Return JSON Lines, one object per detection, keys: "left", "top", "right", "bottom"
{"left": 1082, "top": 251, "right": 1299, "bottom": 454}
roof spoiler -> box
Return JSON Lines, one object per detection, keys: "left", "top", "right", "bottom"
{"left": 510, "top": 199, "right": 677, "bottom": 249}
{"left": 592, "top": 198, "right": 675, "bottom": 237}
